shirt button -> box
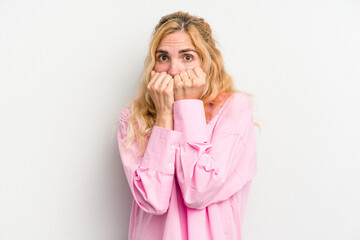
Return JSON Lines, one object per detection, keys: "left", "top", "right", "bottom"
{"left": 168, "top": 162, "right": 174, "bottom": 169}
{"left": 170, "top": 145, "right": 175, "bottom": 150}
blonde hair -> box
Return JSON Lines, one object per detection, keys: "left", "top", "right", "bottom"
{"left": 117, "top": 11, "right": 260, "bottom": 157}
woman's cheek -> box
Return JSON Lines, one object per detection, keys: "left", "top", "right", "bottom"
{"left": 154, "top": 63, "right": 168, "bottom": 72}
{"left": 189, "top": 58, "right": 201, "bottom": 68}
{"left": 186, "top": 62, "right": 200, "bottom": 70}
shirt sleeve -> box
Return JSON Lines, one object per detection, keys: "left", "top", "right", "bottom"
{"left": 173, "top": 93, "right": 257, "bottom": 209}
{"left": 117, "top": 107, "right": 182, "bottom": 215}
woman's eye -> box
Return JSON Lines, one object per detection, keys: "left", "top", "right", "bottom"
{"left": 158, "top": 55, "right": 168, "bottom": 62}
{"left": 184, "top": 55, "right": 193, "bottom": 61}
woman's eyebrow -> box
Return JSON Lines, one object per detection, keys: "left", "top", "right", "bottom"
{"left": 155, "top": 50, "right": 168, "bottom": 54}
{"left": 179, "top": 49, "right": 197, "bottom": 54}
{"left": 155, "top": 49, "right": 197, "bottom": 54}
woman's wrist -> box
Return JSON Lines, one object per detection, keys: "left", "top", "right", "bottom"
{"left": 155, "top": 113, "right": 173, "bottom": 130}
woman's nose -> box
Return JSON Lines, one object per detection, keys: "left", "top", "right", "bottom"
{"left": 167, "top": 61, "right": 182, "bottom": 77}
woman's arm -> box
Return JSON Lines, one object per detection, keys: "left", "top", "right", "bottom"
{"left": 173, "top": 93, "right": 257, "bottom": 209}
{"left": 117, "top": 107, "right": 181, "bottom": 215}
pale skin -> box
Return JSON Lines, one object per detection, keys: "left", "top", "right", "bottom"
{"left": 147, "top": 31, "right": 207, "bottom": 130}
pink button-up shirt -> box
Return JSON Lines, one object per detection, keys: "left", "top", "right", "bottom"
{"left": 117, "top": 92, "right": 257, "bottom": 240}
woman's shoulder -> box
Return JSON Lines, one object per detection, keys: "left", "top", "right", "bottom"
{"left": 118, "top": 105, "right": 131, "bottom": 136}
{"left": 119, "top": 105, "right": 131, "bottom": 121}
{"left": 228, "top": 91, "right": 251, "bottom": 104}
{"left": 221, "top": 91, "right": 252, "bottom": 115}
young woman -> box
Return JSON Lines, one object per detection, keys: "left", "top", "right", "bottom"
{"left": 117, "top": 11, "right": 258, "bottom": 240}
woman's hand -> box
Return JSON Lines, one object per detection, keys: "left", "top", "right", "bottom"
{"left": 174, "top": 67, "right": 206, "bottom": 101}
{"left": 147, "top": 71, "right": 174, "bottom": 129}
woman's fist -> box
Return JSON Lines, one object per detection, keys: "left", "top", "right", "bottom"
{"left": 147, "top": 70, "right": 174, "bottom": 116}
{"left": 174, "top": 67, "right": 206, "bottom": 101}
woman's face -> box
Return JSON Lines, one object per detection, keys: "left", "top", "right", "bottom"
{"left": 154, "top": 31, "right": 202, "bottom": 77}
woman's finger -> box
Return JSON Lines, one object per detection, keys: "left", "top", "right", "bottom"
{"left": 167, "top": 77, "right": 174, "bottom": 87}
{"left": 179, "top": 71, "right": 191, "bottom": 86}
{"left": 193, "top": 66, "right": 206, "bottom": 78}
{"left": 148, "top": 72, "right": 160, "bottom": 89}
{"left": 186, "top": 69, "right": 197, "bottom": 84}
{"left": 165, "top": 78, "right": 174, "bottom": 94}
{"left": 159, "top": 74, "right": 172, "bottom": 90}
{"left": 174, "top": 75, "right": 182, "bottom": 88}
{"left": 153, "top": 72, "right": 168, "bottom": 89}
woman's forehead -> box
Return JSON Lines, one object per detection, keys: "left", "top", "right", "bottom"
{"left": 157, "top": 31, "right": 194, "bottom": 49}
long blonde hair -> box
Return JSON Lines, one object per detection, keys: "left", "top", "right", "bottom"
{"left": 117, "top": 11, "right": 260, "bottom": 157}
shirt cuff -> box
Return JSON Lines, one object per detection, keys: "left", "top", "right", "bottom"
{"left": 173, "top": 99, "right": 208, "bottom": 142}
{"left": 141, "top": 126, "right": 182, "bottom": 174}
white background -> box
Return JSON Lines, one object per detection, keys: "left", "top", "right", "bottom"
{"left": 1, "top": 0, "right": 360, "bottom": 239}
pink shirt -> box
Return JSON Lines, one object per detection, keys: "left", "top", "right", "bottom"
{"left": 117, "top": 92, "right": 257, "bottom": 240}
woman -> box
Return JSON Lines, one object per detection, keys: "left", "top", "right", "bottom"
{"left": 117, "top": 11, "right": 258, "bottom": 240}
